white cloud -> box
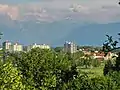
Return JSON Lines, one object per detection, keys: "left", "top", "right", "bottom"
{"left": 0, "top": 4, "right": 19, "bottom": 20}
{"left": 1, "top": 0, "right": 120, "bottom": 23}
{"left": 69, "top": 4, "right": 89, "bottom": 13}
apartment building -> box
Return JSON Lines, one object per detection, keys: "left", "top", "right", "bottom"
{"left": 27, "top": 43, "right": 50, "bottom": 51}
{"left": 64, "top": 41, "right": 77, "bottom": 53}
{"left": 2, "top": 40, "right": 12, "bottom": 52}
{"left": 12, "top": 43, "right": 23, "bottom": 52}
{"left": 2, "top": 41, "right": 23, "bottom": 52}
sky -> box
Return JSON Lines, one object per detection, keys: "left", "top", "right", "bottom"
{"left": 0, "top": 0, "right": 120, "bottom": 47}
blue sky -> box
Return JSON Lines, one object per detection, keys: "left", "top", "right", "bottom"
{"left": 0, "top": 0, "right": 120, "bottom": 46}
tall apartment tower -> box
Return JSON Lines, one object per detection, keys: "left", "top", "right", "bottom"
{"left": 64, "top": 41, "right": 77, "bottom": 53}
{"left": 2, "top": 40, "right": 12, "bottom": 52}
{"left": 2, "top": 41, "right": 23, "bottom": 52}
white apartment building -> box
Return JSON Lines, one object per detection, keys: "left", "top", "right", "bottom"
{"left": 2, "top": 41, "right": 12, "bottom": 52}
{"left": 64, "top": 41, "right": 77, "bottom": 53}
{"left": 12, "top": 43, "right": 23, "bottom": 52}
{"left": 2, "top": 41, "right": 23, "bottom": 52}
{"left": 27, "top": 43, "right": 50, "bottom": 51}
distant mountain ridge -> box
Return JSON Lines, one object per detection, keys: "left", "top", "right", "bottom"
{"left": 0, "top": 13, "right": 120, "bottom": 46}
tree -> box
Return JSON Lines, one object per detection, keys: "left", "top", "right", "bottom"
{"left": 115, "top": 52, "right": 120, "bottom": 71}
{"left": 0, "top": 32, "right": 3, "bottom": 39}
{"left": 102, "top": 33, "right": 120, "bottom": 75}
{"left": 103, "top": 60, "right": 113, "bottom": 75}
{"left": 0, "top": 32, "right": 3, "bottom": 62}
{"left": 82, "top": 55, "right": 92, "bottom": 68}
{"left": 103, "top": 35, "right": 119, "bottom": 56}
{"left": 54, "top": 47, "right": 63, "bottom": 53}
{"left": 65, "top": 73, "right": 117, "bottom": 90}
{"left": 108, "top": 71, "right": 120, "bottom": 89}
{"left": 3, "top": 47, "right": 120, "bottom": 89}
{"left": 9, "top": 48, "right": 78, "bottom": 90}
{"left": 0, "top": 61, "right": 26, "bottom": 90}
{"left": 91, "top": 59, "right": 101, "bottom": 67}
{"left": 90, "top": 76, "right": 117, "bottom": 90}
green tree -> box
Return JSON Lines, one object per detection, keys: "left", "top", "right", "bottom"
{"left": 0, "top": 32, "right": 3, "bottom": 39}
{"left": 90, "top": 76, "right": 117, "bottom": 90}
{"left": 91, "top": 59, "right": 101, "bottom": 67}
{"left": 54, "top": 47, "right": 63, "bottom": 53}
{"left": 103, "top": 34, "right": 119, "bottom": 56}
{"left": 83, "top": 55, "right": 92, "bottom": 68}
{"left": 9, "top": 48, "right": 78, "bottom": 90}
{"left": 115, "top": 52, "right": 120, "bottom": 71}
{"left": 108, "top": 71, "right": 120, "bottom": 89}
{"left": 103, "top": 34, "right": 120, "bottom": 74}
{"left": 104, "top": 60, "right": 114, "bottom": 75}
{"left": 0, "top": 61, "right": 26, "bottom": 90}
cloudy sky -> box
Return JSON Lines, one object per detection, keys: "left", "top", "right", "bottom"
{"left": 0, "top": 0, "right": 120, "bottom": 46}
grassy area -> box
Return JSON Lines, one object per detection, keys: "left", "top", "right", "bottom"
{"left": 79, "top": 66, "right": 104, "bottom": 77}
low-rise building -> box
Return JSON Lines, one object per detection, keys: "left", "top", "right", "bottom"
{"left": 27, "top": 43, "right": 50, "bottom": 51}
{"left": 92, "top": 52, "right": 105, "bottom": 60}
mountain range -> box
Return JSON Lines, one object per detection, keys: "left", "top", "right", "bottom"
{"left": 0, "top": 11, "right": 120, "bottom": 47}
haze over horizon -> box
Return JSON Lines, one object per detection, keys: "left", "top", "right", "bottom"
{"left": 0, "top": 0, "right": 120, "bottom": 47}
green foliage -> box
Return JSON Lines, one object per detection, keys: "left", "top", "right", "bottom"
{"left": 71, "top": 51, "right": 101, "bottom": 69}
{"left": 90, "top": 76, "right": 117, "bottom": 90}
{"left": 1, "top": 47, "right": 119, "bottom": 90}
{"left": 104, "top": 60, "right": 114, "bottom": 75}
{"left": 0, "top": 32, "right": 3, "bottom": 39}
{"left": 9, "top": 48, "right": 78, "bottom": 90}
{"left": 83, "top": 58, "right": 91, "bottom": 68}
{"left": 62, "top": 74, "right": 117, "bottom": 90}
{"left": 115, "top": 52, "right": 120, "bottom": 70}
{"left": 108, "top": 71, "right": 120, "bottom": 89}
{"left": 102, "top": 34, "right": 120, "bottom": 75}
{"left": 103, "top": 35, "right": 119, "bottom": 55}
{"left": 54, "top": 47, "right": 63, "bottom": 53}
{"left": 0, "top": 61, "right": 26, "bottom": 90}
{"left": 91, "top": 59, "right": 101, "bottom": 67}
